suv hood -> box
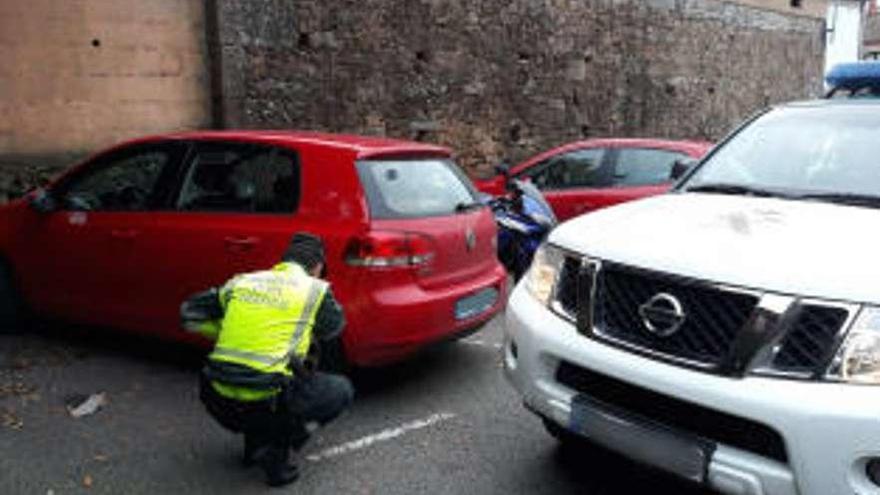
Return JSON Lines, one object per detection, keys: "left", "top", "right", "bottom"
{"left": 552, "top": 193, "right": 880, "bottom": 304}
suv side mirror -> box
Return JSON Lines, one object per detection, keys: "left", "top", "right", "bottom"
{"left": 670, "top": 158, "right": 698, "bottom": 181}
{"left": 28, "top": 188, "right": 58, "bottom": 214}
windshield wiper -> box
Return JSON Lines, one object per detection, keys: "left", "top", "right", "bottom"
{"left": 798, "top": 192, "right": 880, "bottom": 209}
{"left": 455, "top": 201, "right": 484, "bottom": 213}
{"left": 686, "top": 183, "right": 792, "bottom": 198}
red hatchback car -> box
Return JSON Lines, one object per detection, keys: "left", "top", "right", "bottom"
{"left": 0, "top": 132, "right": 507, "bottom": 366}
{"left": 475, "top": 138, "right": 712, "bottom": 221}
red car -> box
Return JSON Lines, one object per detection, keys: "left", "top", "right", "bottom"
{"left": 0, "top": 131, "right": 507, "bottom": 366}
{"left": 475, "top": 138, "right": 712, "bottom": 221}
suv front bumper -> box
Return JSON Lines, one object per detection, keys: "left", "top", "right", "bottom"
{"left": 503, "top": 281, "right": 880, "bottom": 495}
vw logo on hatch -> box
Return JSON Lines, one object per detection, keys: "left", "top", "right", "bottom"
{"left": 638, "top": 293, "right": 687, "bottom": 337}
{"left": 465, "top": 228, "right": 477, "bottom": 252}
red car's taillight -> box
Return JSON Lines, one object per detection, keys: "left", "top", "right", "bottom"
{"left": 345, "top": 231, "right": 436, "bottom": 268}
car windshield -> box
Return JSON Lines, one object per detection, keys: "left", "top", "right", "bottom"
{"left": 356, "top": 158, "right": 479, "bottom": 219}
{"left": 682, "top": 104, "right": 880, "bottom": 201}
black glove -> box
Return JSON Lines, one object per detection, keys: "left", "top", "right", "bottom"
{"left": 180, "top": 288, "right": 224, "bottom": 330}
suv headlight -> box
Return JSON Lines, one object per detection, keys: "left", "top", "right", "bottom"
{"left": 829, "top": 307, "right": 880, "bottom": 384}
{"left": 525, "top": 243, "right": 564, "bottom": 306}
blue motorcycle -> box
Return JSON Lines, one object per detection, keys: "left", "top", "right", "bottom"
{"left": 481, "top": 166, "right": 557, "bottom": 281}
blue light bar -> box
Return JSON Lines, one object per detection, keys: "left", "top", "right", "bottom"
{"left": 826, "top": 61, "right": 880, "bottom": 89}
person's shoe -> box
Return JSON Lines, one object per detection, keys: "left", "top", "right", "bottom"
{"left": 256, "top": 447, "right": 300, "bottom": 488}
{"left": 264, "top": 462, "right": 300, "bottom": 487}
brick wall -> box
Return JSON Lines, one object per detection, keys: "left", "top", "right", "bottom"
{"left": 216, "top": 0, "right": 826, "bottom": 177}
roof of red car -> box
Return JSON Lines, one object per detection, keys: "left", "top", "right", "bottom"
{"left": 127, "top": 130, "right": 452, "bottom": 159}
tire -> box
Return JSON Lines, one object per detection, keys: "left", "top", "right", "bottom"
{"left": 0, "top": 260, "right": 25, "bottom": 334}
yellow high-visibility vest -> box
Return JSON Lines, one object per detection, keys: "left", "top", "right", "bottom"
{"left": 208, "top": 262, "right": 328, "bottom": 401}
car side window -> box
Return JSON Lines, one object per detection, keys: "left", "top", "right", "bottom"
{"left": 614, "top": 148, "right": 689, "bottom": 187}
{"left": 58, "top": 145, "right": 177, "bottom": 212}
{"left": 519, "top": 148, "right": 608, "bottom": 190}
{"left": 176, "top": 143, "right": 300, "bottom": 214}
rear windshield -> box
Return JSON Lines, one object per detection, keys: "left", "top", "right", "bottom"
{"left": 356, "top": 158, "right": 479, "bottom": 219}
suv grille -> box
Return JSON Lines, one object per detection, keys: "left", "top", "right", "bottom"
{"left": 556, "top": 361, "right": 788, "bottom": 463}
{"left": 552, "top": 256, "right": 855, "bottom": 377}
{"left": 772, "top": 305, "right": 849, "bottom": 374}
{"left": 594, "top": 263, "right": 759, "bottom": 368}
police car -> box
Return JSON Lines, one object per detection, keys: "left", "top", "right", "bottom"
{"left": 504, "top": 62, "right": 880, "bottom": 495}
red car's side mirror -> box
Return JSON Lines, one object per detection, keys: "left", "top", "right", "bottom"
{"left": 28, "top": 188, "right": 57, "bottom": 214}
{"left": 670, "top": 158, "right": 698, "bottom": 181}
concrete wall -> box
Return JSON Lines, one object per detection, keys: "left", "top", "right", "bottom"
{"left": 217, "top": 0, "right": 826, "bottom": 177}
{"left": 0, "top": 0, "right": 210, "bottom": 158}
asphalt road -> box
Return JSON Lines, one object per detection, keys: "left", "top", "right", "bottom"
{"left": 0, "top": 316, "right": 715, "bottom": 495}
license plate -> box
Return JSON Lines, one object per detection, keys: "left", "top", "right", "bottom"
{"left": 569, "top": 395, "right": 713, "bottom": 484}
{"left": 455, "top": 287, "right": 498, "bottom": 320}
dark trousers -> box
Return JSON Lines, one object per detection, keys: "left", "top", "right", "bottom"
{"left": 200, "top": 372, "right": 354, "bottom": 460}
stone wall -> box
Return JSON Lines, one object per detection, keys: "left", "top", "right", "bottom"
{"left": 216, "top": 0, "right": 826, "bottom": 178}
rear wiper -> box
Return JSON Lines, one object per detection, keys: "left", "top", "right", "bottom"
{"left": 798, "top": 192, "right": 880, "bottom": 209}
{"left": 455, "top": 201, "right": 485, "bottom": 213}
{"left": 686, "top": 183, "right": 792, "bottom": 198}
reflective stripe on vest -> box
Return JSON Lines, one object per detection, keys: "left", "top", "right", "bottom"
{"left": 285, "top": 275, "right": 325, "bottom": 360}
{"left": 210, "top": 347, "right": 277, "bottom": 366}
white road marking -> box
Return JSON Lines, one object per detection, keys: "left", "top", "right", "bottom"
{"left": 306, "top": 412, "right": 457, "bottom": 462}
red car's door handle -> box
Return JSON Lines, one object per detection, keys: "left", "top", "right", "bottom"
{"left": 224, "top": 236, "right": 260, "bottom": 252}
{"left": 110, "top": 229, "right": 139, "bottom": 240}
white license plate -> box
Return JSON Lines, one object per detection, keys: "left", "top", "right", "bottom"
{"left": 569, "top": 395, "right": 712, "bottom": 484}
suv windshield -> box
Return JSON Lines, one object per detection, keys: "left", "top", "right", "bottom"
{"left": 357, "top": 158, "right": 480, "bottom": 219}
{"left": 682, "top": 104, "right": 880, "bottom": 202}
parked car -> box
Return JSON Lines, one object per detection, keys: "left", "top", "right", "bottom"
{"left": 474, "top": 138, "right": 712, "bottom": 221}
{"left": 0, "top": 131, "right": 507, "bottom": 367}
{"left": 504, "top": 68, "right": 880, "bottom": 494}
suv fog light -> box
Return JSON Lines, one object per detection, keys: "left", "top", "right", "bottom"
{"left": 866, "top": 458, "right": 880, "bottom": 487}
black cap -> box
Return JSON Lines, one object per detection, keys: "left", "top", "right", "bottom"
{"left": 282, "top": 232, "right": 325, "bottom": 271}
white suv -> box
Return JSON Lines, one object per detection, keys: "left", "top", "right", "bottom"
{"left": 504, "top": 95, "right": 880, "bottom": 494}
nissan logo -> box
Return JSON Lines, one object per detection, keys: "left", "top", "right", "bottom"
{"left": 638, "top": 293, "right": 687, "bottom": 337}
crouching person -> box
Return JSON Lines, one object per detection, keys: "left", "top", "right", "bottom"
{"left": 181, "top": 232, "right": 354, "bottom": 487}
